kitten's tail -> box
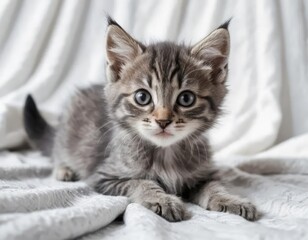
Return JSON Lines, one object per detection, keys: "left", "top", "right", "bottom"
{"left": 23, "top": 95, "right": 55, "bottom": 156}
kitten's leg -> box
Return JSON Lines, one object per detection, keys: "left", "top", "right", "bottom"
{"left": 190, "top": 181, "right": 258, "bottom": 221}
{"left": 53, "top": 165, "right": 76, "bottom": 181}
{"left": 93, "top": 178, "right": 189, "bottom": 222}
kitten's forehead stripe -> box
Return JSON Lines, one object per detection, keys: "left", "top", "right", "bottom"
{"left": 156, "top": 61, "right": 163, "bottom": 83}
{"left": 148, "top": 43, "right": 185, "bottom": 107}
{"left": 170, "top": 50, "right": 181, "bottom": 86}
{"left": 177, "top": 76, "right": 183, "bottom": 89}
{"left": 149, "top": 47, "right": 156, "bottom": 69}
{"left": 150, "top": 48, "right": 160, "bottom": 81}
{"left": 152, "top": 66, "right": 160, "bottom": 81}
{"left": 169, "top": 66, "right": 180, "bottom": 85}
{"left": 146, "top": 75, "right": 152, "bottom": 88}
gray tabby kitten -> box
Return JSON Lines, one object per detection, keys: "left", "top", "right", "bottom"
{"left": 24, "top": 17, "right": 258, "bottom": 222}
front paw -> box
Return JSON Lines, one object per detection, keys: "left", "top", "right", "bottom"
{"left": 54, "top": 166, "right": 76, "bottom": 181}
{"left": 208, "top": 198, "right": 258, "bottom": 221}
{"left": 142, "top": 195, "right": 189, "bottom": 222}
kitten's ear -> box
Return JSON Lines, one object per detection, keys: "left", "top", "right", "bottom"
{"left": 105, "top": 17, "right": 144, "bottom": 82}
{"left": 191, "top": 20, "right": 231, "bottom": 84}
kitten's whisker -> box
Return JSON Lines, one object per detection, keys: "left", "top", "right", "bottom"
{"left": 89, "top": 120, "right": 114, "bottom": 145}
{"left": 97, "top": 123, "right": 120, "bottom": 145}
{"left": 97, "top": 120, "right": 113, "bottom": 131}
{"left": 95, "top": 120, "right": 114, "bottom": 139}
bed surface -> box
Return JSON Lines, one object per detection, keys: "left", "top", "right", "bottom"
{"left": 1, "top": 134, "right": 308, "bottom": 240}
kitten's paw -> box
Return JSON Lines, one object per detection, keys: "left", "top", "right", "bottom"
{"left": 54, "top": 166, "right": 76, "bottom": 181}
{"left": 142, "top": 195, "right": 189, "bottom": 222}
{"left": 208, "top": 198, "right": 258, "bottom": 221}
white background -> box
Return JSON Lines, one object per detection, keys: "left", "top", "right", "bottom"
{"left": 0, "top": 0, "right": 307, "bottom": 157}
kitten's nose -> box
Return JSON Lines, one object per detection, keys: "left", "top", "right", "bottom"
{"left": 155, "top": 119, "right": 172, "bottom": 129}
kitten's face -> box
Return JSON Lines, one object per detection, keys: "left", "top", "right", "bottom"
{"left": 105, "top": 18, "right": 229, "bottom": 147}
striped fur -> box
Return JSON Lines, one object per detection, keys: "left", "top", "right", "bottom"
{"left": 23, "top": 17, "right": 258, "bottom": 222}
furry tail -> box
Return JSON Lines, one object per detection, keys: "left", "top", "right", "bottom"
{"left": 23, "top": 95, "right": 55, "bottom": 156}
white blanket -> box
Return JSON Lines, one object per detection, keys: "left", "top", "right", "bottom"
{"left": 1, "top": 134, "right": 308, "bottom": 240}
{"left": 0, "top": 0, "right": 308, "bottom": 239}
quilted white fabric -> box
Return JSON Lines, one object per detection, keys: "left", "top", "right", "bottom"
{"left": 0, "top": 0, "right": 307, "bottom": 239}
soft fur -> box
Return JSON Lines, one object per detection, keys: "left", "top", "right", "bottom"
{"left": 23, "top": 17, "right": 258, "bottom": 222}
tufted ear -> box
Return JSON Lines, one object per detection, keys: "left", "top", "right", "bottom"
{"left": 191, "top": 20, "right": 231, "bottom": 84}
{"left": 105, "top": 16, "right": 144, "bottom": 82}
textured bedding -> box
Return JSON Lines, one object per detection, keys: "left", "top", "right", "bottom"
{"left": 1, "top": 134, "right": 308, "bottom": 240}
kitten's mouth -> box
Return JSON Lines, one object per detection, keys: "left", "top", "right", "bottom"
{"left": 155, "top": 130, "right": 173, "bottom": 137}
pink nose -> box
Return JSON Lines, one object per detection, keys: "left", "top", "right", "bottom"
{"left": 155, "top": 119, "right": 172, "bottom": 129}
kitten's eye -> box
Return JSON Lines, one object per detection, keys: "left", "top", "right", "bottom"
{"left": 134, "top": 89, "right": 152, "bottom": 106}
{"left": 177, "top": 91, "right": 196, "bottom": 107}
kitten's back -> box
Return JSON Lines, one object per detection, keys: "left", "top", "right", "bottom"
{"left": 24, "top": 84, "right": 112, "bottom": 179}
{"left": 52, "top": 84, "right": 112, "bottom": 178}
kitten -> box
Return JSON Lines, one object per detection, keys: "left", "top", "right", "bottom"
{"left": 23, "top": 17, "right": 258, "bottom": 222}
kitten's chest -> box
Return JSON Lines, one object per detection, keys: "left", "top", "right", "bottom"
{"left": 146, "top": 147, "right": 200, "bottom": 195}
